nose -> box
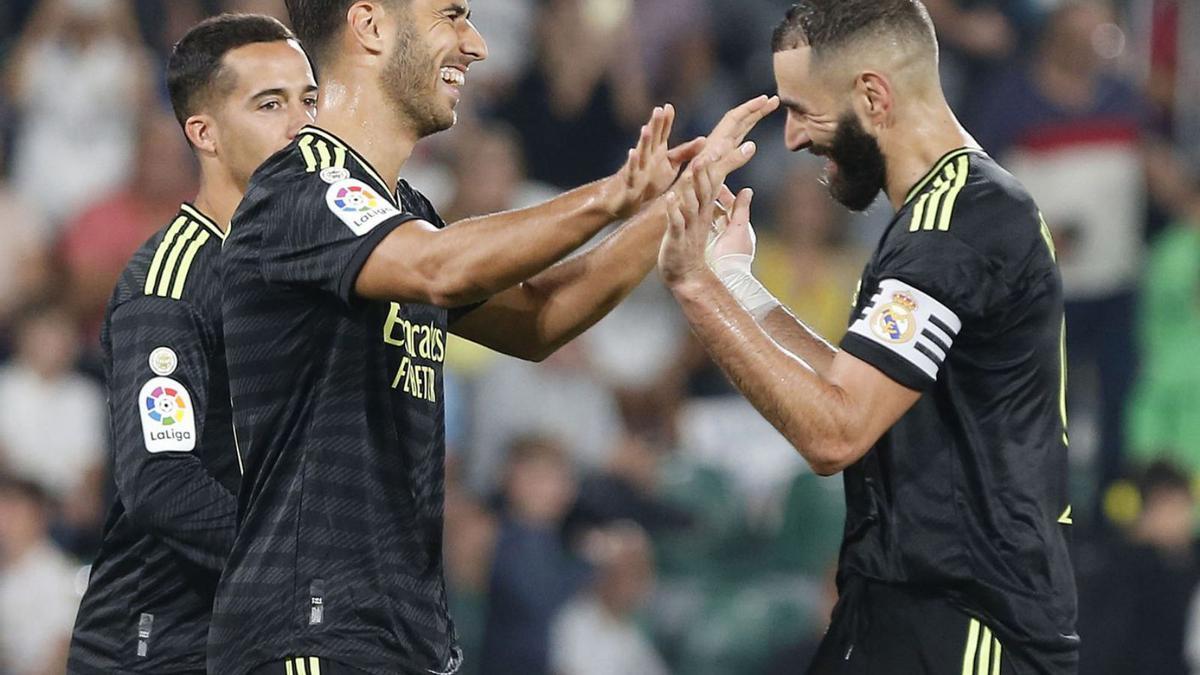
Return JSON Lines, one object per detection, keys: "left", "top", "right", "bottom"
{"left": 785, "top": 116, "right": 812, "bottom": 153}
{"left": 461, "top": 20, "right": 488, "bottom": 63}
{"left": 286, "top": 105, "right": 314, "bottom": 140}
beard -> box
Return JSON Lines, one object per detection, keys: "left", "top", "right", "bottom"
{"left": 812, "top": 111, "right": 887, "bottom": 212}
{"left": 381, "top": 16, "right": 455, "bottom": 138}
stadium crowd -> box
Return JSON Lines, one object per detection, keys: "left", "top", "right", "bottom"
{"left": 0, "top": 0, "right": 1196, "bottom": 673}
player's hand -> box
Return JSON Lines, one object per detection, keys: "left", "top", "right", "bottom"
{"left": 693, "top": 94, "right": 779, "bottom": 172}
{"left": 659, "top": 155, "right": 722, "bottom": 287}
{"left": 605, "top": 104, "right": 706, "bottom": 219}
{"left": 706, "top": 186, "right": 757, "bottom": 265}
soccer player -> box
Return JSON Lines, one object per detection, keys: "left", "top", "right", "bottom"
{"left": 658, "top": 1, "right": 1078, "bottom": 673}
{"left": 210, "top": 1, "right": 775, "bottom": 673}
{"left": 67, "top": 15, "right": 318, "bottom": 675}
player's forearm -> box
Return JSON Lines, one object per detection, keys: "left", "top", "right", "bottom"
{"left": 515, "top": 199, "right": 668, "bottom": 357}
{"left": 122, "top": 459, "right": 237, "bottom": 572}
{"left": 433, "top": 178, "right": 628, "bottom": 305}
{"left": 670, "top": 273, "right": 862, "bottom": 475}
{"left": 759, "top": 305, "right": 838, "bottom": 377}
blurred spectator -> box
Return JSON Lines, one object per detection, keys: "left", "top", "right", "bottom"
{"left": 58, "top": 110, "right": 197, "bottom": 340}
{"left": 468, "top": 342, "right": 622, "bottom": 493}
{"left": 499, "top": 0, "right": 649, "bottom": 188}
{"left": 922, "top": 0, "right": 1023, "bottom": 115}
{"left": 443, "top": 458, "right": 498, "bottom": 675}
{"left": 0, "top": 475, "right": 81, "bottom": 675}
{"left": 0, "top": 134, "right": 52, "bottom": 340}
{"left": 1079, "top": 461, "right": 1198, "bottom": 675}
{"left": 4, "top": 0, "right": 150, "bottom": 227}
{"left": 565, "top": 434, "right": 693, "bottom": 539}
{"left": 756, "top": 161, "right": 868, "bottom": 343}
{"left": 1127, "top": 187, "right": 1200, "bottom": 473}
{"left": 0, "top": 303, "right": 105, "bottom": 527}
{"left": 969, "top": 0, "right": 1188, "bottom": 494}
{"left": 481, "top": 435, "right": 591, "bottom": 675}
{"left": 440, "top": 122, "right": 557, "bottom": 224}
{"left": 549, "top": 522, "right": 668, "bottom": 675}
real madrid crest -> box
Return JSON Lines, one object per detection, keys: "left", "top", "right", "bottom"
{"left": 869, "top": 292, "right": 919, "bottom": 344}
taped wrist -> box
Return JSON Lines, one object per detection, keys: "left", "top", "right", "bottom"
{"left": 711, "top": 253, "right": 780, "bottom": 321}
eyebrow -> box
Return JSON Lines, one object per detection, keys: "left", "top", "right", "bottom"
{"left": 251, "top": 85, "right": 319, "bottom": 100}
{"left": 779, "top": 97, "right": 809, "bottom": 114}
{"left": 443, "top": 2, "right": 470, "bottom": 19}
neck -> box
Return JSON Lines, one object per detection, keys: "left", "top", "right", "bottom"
{"left": 315, "top": 69, "right": 419, "bottom": 193}
{"left": 882, "top": 95, "right": 978, "bottom": 210}
{"left": 192, "top": 162, "right": 243, "bottom": 233}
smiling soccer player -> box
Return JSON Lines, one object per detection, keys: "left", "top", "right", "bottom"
{"left": 67, "top": 14, "right": 318, "bottom": 675}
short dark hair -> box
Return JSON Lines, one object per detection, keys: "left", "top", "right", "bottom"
{"left": 284, "top": 0, "right": 404, "bottom": 67}
{"left": 771, "top": 0, "right": 936, "bottom": 57}
{"left": 167, "top": 13, "right": 297, "bottom": 128}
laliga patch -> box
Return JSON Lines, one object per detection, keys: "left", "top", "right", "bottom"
{"left": 139, "top": 377, "right": 196, "bottom": 453}
{"left": 148, "top": 346, "right": 178, "bottom": 376}
{"left": 326, "top": 178, "right": 400, "bottom": 236}
{"left": 320, "top": 167, "right": 350, "bottom": 184}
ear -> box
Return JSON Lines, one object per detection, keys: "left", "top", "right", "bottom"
{"left": 184, "top": 114, "right": 217, "bottom": 155}
{"left": 347, "top": 1, "right": 387, "bottom": 56}
{"left": 855, "top": 71, "right": 893, "bottom": 131}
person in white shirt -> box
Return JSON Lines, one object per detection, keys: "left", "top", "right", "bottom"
{"left": 0, "top": 476, "right": 82, "bottom": 675}
{"left": 549, "top": 522, "right": 669, "bottom": 675}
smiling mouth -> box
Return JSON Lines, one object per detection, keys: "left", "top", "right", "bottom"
{"left": 440, "top": 67, "right": 465, "bottom": 87}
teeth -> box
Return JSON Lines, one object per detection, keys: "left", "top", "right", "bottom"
{"left": 440, "top": 67, "right": 464, "bottom": 86}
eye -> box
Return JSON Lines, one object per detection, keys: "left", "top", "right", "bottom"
{"left": 303, "top": 97, "right": 318, "bottom": 108}
{"left": 259, "top": 100, "right": 281, "bottom": 111}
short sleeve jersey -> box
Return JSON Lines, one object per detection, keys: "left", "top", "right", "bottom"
{"left": 210, "top": 127, "right": 463, "bottom": 675}
{"left": 837, "top": 149, "right": 1078, "bottom": 660}
{"left": 69, "top": 204, "right": 238, "bottom": 674}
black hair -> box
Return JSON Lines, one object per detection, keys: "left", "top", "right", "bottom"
{"left": 167, "top": 13, "right": 297, "bottom": 129}
{"left": 771, "top": 0, "right": 936, "bottom": 57}
{"left": 284, "top": 0, "right": 404, "bottom": 67}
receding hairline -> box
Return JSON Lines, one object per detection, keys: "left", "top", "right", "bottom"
{"left": 202, "top": 38, "right": 309, "bottom": 113}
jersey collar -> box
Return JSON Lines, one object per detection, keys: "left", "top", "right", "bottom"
{"left": 180, "top": 203, "right": 226, "bottom": 241}
{"left": 902, "top": 147, "right": 987, "bottom": 206}
{"left": 299, "top": 125, "right": 396, "bottom": 202}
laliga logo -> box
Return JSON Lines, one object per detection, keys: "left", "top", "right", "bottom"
{"left": 145, "top": 386, "right": 188, "bottom": 426}
{"left": 870, "top": 292, "right": 918, "bottom": 343}
{"left": 333, "top": 184, "right": 380, "bottom": 213}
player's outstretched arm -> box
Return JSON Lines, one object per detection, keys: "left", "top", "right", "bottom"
{"left": 660, "top": 159, "right": 921, "bottom": 475}
{"left": 449, "top": 96, "right": 780, "bottom": 361}
{"left": 356, "top": 105, "right": 691, "bottom": 308}
{"left": 108, "top": 299, "right": 237, "bottom": 571}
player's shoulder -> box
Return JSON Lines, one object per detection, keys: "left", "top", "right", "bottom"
{"left": 112, "top": 204, "right": 225, "bottom": 311}
{"left": 894, "top": 149, "right": 1043, "bottom": 262}
{"left": 235, "top": 126, "right": 401, "bottom": 232}
{"left": 395, "top": 179, "right": 445, "bottom": 228}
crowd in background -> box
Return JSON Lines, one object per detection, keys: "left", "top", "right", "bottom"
{"left": 0, "top": 0, "right": 1196, "bottom": 673}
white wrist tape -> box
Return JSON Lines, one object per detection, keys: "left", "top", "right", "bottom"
{"left": 711, "top": 253, "right": 780, "bottom": 322}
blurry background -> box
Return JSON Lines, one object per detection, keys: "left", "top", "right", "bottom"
{"left": 0, "top": 0, "right": 1195, "bottom": 673}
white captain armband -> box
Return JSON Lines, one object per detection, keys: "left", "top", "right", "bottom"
{"left": 847, "top": 278, "right": 962, "bottom": 381}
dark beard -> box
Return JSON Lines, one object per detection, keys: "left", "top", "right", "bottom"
{"left": 381, "top": 15, "right": 454, "bottom": 138}
{"left": 813, "top": 112, "right": 887, "bottom": 212}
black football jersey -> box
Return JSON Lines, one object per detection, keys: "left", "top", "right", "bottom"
{"left": 211, "top": 126, "right": 466, "bottom": 675}
{"left": 837, "top": 148, "right": 1078, "bottom": 662}
{"left": 69, "top": 204, "right": 239, "bottom": 673}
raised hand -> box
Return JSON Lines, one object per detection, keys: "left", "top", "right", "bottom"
{"left": 660, "top": 155, "right": 722, "bottom": 286}
{"left": 707, "top": 187, "right": 756, "bottom": 265}
{"left": 605, "top": 104, "right": 706, "bottom": 219}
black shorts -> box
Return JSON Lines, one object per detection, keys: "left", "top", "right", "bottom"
{"left": 806, "top": 578, "right": 1078, "bottom": 675}
{"left": 248, "top": 656, "right": 372, "bottom": 675}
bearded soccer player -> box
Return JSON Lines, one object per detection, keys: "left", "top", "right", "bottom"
{"left": 67, "top": 15, "right": 318, "bottom": 675}
{"left": 658, "top": 1, "right": 1078, "bottom": 673}
{"left": 209, "top": 1, "right": 775, "bottom": 673}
